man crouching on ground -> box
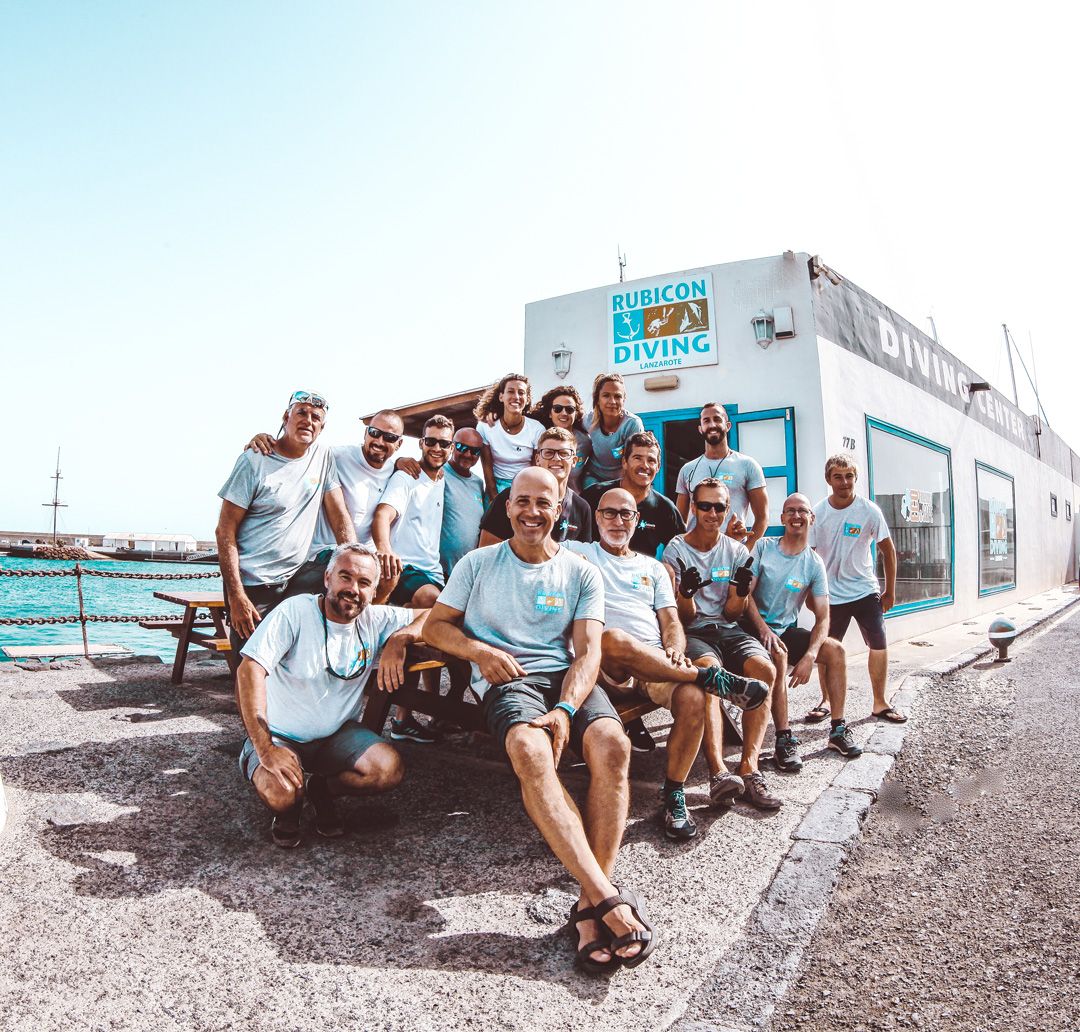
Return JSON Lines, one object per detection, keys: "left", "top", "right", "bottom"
{"left": 424, "top": 467, "right": 657, "bottom": 974}
{"left": 236, "top": 543, "right": 426, "bottom": 848}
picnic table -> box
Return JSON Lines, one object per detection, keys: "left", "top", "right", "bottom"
{"left": 148, "top": 590, "right": 237, "bottom": 684}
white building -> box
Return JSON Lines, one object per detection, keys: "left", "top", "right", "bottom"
{"left": 101, "top": 533, "right": 198, "bottom": 553}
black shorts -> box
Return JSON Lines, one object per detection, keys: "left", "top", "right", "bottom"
{"left": 739, "top": 619, "right": 814, "bottom": 665}
{"left": 480, "top": 671, "right": 620, "bottom": 755}
{"left": 829, "top": 593, "right": 888, "bottom": 651}
{"left": 226, "top": 556, "right": 330, "bottom": 652}
{"left": 685, "top": 622, "right": 770, "bottom": 675}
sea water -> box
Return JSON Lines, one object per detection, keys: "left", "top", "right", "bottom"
{"left": 0, "top": 556, "right": 222, "bottom": 661}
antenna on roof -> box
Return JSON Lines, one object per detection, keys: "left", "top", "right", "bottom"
{"left": 1003, "top": 324, "right": 1050, "bottom": 428}
{"left": 42, "top": 447, "right": 68, "bottom": 545}
{"left": 617, "top": 246, "right": 627, "bottom": 283}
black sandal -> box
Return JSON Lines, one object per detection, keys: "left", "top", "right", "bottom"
{"left": 594, "top": 887, "right": 657, "bottom": 968}
{"left": 567, "top": 902, "right": 618, "bottom": 974}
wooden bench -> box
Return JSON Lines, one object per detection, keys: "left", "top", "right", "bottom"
{"left": 151, "top": 590, "right": 239, "bottom": 684}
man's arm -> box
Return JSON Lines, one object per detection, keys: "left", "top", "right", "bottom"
{"left": 744, "top": 486, "right": 769, "bottom": 550}
{"left": 234, "top": 656, "right": 303, "bottom": 792}
{"left": 745, "top": 594, "right": 784, "bottom": 657}
{"left": 423, "top": 601, "right": 526, "bottom": 685}
{"left": 657, "top": 607, "right": 692, "bottom": 668}
{"left": 478, "top": 445, "right": 498, "bottom": 500}
{"left": 216, "top": 500, "right": 261, "bottom": 639}
{"left": 322, "top": 486, "right": 353, "bottom": 544}
{"left": 878, "top": 537, "right": 897, "bottom": 613}
{"left": 371, "top": 502, "right": 402, "bottom": 582}
{"left": 789, "top": 593, "right": 831, "bottom": 686}
{"left": 675, "top": 493, "right": 690, "bottom": 522}
{"left": 376, "top": 610, "right": 428, "bottom": 692}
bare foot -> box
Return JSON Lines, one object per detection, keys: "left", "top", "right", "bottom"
{"left": 598, "top": 902, "right": 646, "bottom": 961}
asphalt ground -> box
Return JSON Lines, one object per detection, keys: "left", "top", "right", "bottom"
{"left": 0, "top": 585, "right": 1076, "bottom": 1031}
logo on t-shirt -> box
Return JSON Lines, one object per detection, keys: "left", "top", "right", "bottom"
{"left": 843, "top": 522, "right": 862, "bottom": 538}
{"left": 638, "top": 520, "right": 656, "bottom": 531}
{"left": 631, "top": 574, "right": 651, "bottom": 590}
{"left": 535, "top": 592, "right": 566, "bottom": 614}
{"left": 710, "top": 566, "right": 731, "bottom": 582}
{"left": 720, "top": 473, "right": 734, "bottom": 482}
{"left": 784, "top": 577, "right": 805, "bottom": 593}
{"left": 574, "top": 452, "right": 586, "bottom": 469}
{"left": 612, "top": 447, "right": 624, "bottom": 460}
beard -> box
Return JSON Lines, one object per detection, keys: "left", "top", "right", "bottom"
{"left": 703, "top": 428, "right": 727, "bottom": 446}
{"left": 326, "top": 588, "right": 364, "bottom": 620}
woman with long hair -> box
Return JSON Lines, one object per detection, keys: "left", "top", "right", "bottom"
{"left": 473, "top": 372, "right": 545, "bottom": 497}
{"left": 583, "top": 372, "right": 644, "bottom": 489}
{"left": 530, "top": 384, "right": 592, "bottom": 493}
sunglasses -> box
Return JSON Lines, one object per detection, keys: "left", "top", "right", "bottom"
{"left": 288, "top": 390, "right": 328, "bottom": 411}
{"left": 597, "top": 507, "right": 639, "bottom": 522}
{"left": 421, "top": 436, "right": 452, "bottom": 449}
{"left": 550, "top": 403, "right": 577, "bottom": 415}
{"left": 454, "top": 442, "right": 482, "bottom": 456}
{"left": 365, "top": 426, "right": 402, "bottom": 444}
{"left": 695, "top": 500, "right": 729, "bottom": 513}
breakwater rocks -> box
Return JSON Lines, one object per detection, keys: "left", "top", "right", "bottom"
{"left": 25, "top": 544, "right": 102, "bottom": 561}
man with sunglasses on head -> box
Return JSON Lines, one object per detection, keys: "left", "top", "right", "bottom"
{"left": 567, "top": 488, "right": 768, "bottom": 841}
{"left": 218, "top": 390, "right": 353, "bottom": 651}
{"left": 372, "top": 414, "right": 455, "bottom": 743}
{"left": 236, "top": 543, "right": 426, "bottom": 848}
{"left": 662, "top": 478, "right": 782, "bottom": 812}
{"left": 477, "top": 427, "right": 593, "bottom": 546}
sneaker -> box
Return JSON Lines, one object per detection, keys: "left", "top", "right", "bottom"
{"left": 828, "top": 722, "right": 864, "bottom": 758}
{"left": 626, "top": 717, "right": 656, "bottom": 753}
{"left": 709, "top": 771, "right": 746, "bottom": 808}
{"left": 741, "top": 770, "right": 783, "bottom": 810}
{"left": 663, "top": 788, "right": 698, "bottom": 840}
{"left": 773, "top": 730, "right": 804, "bottom": 773}
{"left": 700, "top": 665, "right": 770, "bottom": 711}
{"left": 306, "top": 775, "right": 344, "bottom": 838}
{"left": 390, "top": 716, "right": 438, "bottom": 744}
{"left": 270, "top": 805, "right": 302, "bottom": 849}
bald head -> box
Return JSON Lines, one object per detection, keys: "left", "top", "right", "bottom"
{"left": 780, "top": 493, "right": 814, "bottom": 537}
{"left": 506, "top": 466, "right": 561, "bottom": 546}
{"left": 449, "top": 426, "right": 484, "bottom": 474}
{"left": 511, "top": 466, "right": 560, "bottom": 500}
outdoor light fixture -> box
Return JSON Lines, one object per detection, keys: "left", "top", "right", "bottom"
{"left": 751, "top": 310, "right": 774, "bottom": 349}
{"left": 988, "top": 617, "right": 1017, "bottom": 662}
{"left": 969, "top": 381, "right": 992, "bottom": 393}
{"left": 552, "top": 345, "right": 572, "bottom": 379}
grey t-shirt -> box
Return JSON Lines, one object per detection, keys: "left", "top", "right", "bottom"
{"left": 810, "top": 495, "right": 890, "bottom": 604}
{"left": 441, "top": 463, "right": 486, "bottom": 578}
{"left": 661, "top": 533, "right": 751, "bottom": 630}
{"left": 676, "top": 449, "right": 766, "bottom": 533}
{"left": 583, "top": 412, "right": 645, "bottom": 487}
{"left": 219, "top": 444, "right": 340, "bottom": 587}
{"left": 438, "top": 542, "right": 605, "bottom": 699}
{"left": 750, "top": 537, "right": 829, "bottom": 632}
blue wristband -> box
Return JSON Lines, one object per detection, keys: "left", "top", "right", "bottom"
{"left": 554, "top": 701, "right": 577, "bottom": 721}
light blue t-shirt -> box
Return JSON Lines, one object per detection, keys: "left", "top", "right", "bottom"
{"left": 811, "top": 495, "right": 891, "bottom": 604}
{"left": 750, "top": 537, "right": 829, "bottom": 632}
{"left": 661, "top": 534, "right": 751, "bottom": 630}
{"left": 583, "top": 411, "right": 645, "bottom": 487}
{"left": 676, "top": 450, "right": 766, "bottom": 533}
{"left": 441, "top": 463, "right": 486, "bottom": 578}
{"left": 438, "top": 542, "right": 605, "bottom": 699}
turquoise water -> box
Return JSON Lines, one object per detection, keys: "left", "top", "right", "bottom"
{"left": 0, "top": 556, "right": 222, "bottom": 660}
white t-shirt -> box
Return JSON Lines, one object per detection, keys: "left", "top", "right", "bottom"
{"left": 676, "top": 449, "right": 766, "bottom": 533}
{"left": 310, "top": 444, "right": 395, "bottom": 556}
{"left": 565, "top": 541, "right": 674, "bottom": 649}
{"left": 378, "top": 469, "right": 446, "bottom": 578}
{"left": 476, "top": 417, "right": 545, "bottom": 481}
{"left": 241, "top": 594, "right": 413, "bottom": 742}
{"left": 811, "top": 495, "right": 891, "bottom": 604}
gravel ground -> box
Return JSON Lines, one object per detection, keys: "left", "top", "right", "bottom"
{"left": 772, "top": 608, "right": 1080, "bottom": 1032}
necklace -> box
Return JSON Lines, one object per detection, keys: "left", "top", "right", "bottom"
{"left": 695, "top": 451, "right": 731, "bottom": 480}
{"left": 320, "top": 596, "right": 367, "bottom": 680}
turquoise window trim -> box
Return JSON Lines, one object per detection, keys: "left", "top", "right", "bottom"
{"left": 975, "top": 460, "right": 1017, "bottom": 598}
{"left": 865, "top": 415, "right": 955, "bottom": 617}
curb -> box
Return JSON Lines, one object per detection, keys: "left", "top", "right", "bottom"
{"left": 669, "top": 591, "right": 1080, "bottom": 1032}
{"left": 0, "top": 771, "right": 5, "bottom": 841}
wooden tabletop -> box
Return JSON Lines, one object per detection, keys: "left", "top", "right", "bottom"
{"left": 152, "top": 590, "right": 227, "bottom": 608}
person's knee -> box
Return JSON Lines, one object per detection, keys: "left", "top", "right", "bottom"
{"left": 255, "top": 773, "right": 300, "bottom": 813}
{"left": 601, "top": 627, "right": 633, "bottom": 660}
{"left": 818, "top": 638, "right": 845, "bottom": 666}
{"left": 366, "top": 744, "right": 405, "bottom": 790}
{"left": 745, "top": 656, "right": 775, "bottom": 683}
{"left": 671, "top": 682, "right": 706, "bottom": 723}
{"left": 505, "top": 725, "right": 555, "bottom": 779}
{"left": 584, "top": 719, "right": 631, "bottom": 772}
{"left": 412, "top": 584, "right": 441, "bottom": 609}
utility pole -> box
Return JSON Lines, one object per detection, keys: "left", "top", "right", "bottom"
{"left": 42, "top": 447, "right": 67, "bottom": 544}
{"left": 618, "top": 246, "right": 627, "bottom": 283}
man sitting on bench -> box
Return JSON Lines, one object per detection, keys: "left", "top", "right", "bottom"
{"left": 567, "top": 487, "right": 768, "bottom": 842}
{"left": 236, "top": 543, "right": 425, "bottom": 848}
{"left": 424, "top": 467, "right": 656, "bottom": 973}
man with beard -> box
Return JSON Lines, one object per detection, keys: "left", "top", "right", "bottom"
{"left": 236, "top": 543, "right": 426, "bottom": 848}
{"left": 674, "top": 403, "right": 768, "bottom": 549}
{"left": 424, "top": 467, "right": 656, "bottom": 972}
{"left": 440, "top": 426, "right": 488, "bottom": 578}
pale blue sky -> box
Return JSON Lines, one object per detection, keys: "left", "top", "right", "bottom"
{"left": 3, "top": 1, "right": 1075, "bottom": 538}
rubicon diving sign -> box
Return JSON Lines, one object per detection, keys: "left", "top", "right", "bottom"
{"left": 609, "top": 273, "right": 719, "bottom": 375}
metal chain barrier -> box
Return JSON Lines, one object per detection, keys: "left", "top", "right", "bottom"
{"left": 0, "top": 568, "right": 219, "bottom": 579}
{"left": 0, "top": 614, "right": 184, "bottom": 626}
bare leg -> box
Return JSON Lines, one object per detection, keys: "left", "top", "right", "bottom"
{"left": 601, "top": 629, "right": 700, "bottom": 685}
{"left": 737, "top": 655, "right": 775, "bottom": 776}
{"left": 868, "top": 648, "right": 890, "bottom": 713}
{"left": 395, "top": 584, "right": 441, "bottom": 724}
{"left": 665, "top": 683, "right": 706, "bottom": 783}
{"left": 817, "top": 639, "right": 848, "bottom": 721}
{"left": 252, "top": 767, "right": 300, "bottom": 815}
{"left": 698, "top": 657, "right": 726, "bottom": 777}
{"left": 770, "top": 646, "right": 790, "bottom": 733}
{"left": 327, "top": 742, "right": 404, "bottom": 796}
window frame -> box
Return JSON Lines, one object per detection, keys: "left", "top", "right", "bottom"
{"left": 975, "top": 460, "right": 1017, "bottom": 598}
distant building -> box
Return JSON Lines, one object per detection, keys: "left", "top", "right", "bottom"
{"left": 101, "top": 533, "right": 198, "bottom": 553}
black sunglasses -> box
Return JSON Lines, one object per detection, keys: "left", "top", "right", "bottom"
{"left": 422, "top": 436, "right": 452, "bottom": 449}
{"left": 454, "top": 442, "right": 482, "bottom": 456}
{"left": 550, "top": 403, "right": 577, "bottom": 414}
{"left": 695, "top": 500, "right": 729, "bottom": 513}
{"left": 365, "top": 425, "right": 402, "bottom": 444}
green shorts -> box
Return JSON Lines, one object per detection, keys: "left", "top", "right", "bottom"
{"left": 389, "top": 565, "right": 445, "bottom": 605}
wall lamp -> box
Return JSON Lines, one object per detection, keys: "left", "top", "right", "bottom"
{"left": 969, "top": 381, "right": 992, "bottom": 393}
{"left": 552, "top": 345, "right": 572, "bottom": 379}
{"left": 751, "top": 310, "right": 774, "bottom": 349}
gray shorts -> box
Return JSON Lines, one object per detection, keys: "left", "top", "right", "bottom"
{"left": 686, "top": 622, "right": 770, "bottom": 675}
{"left": 239, "top": 720, "right": 386, "bottom": 782}
{"left": 480, "top": 671, "right": 620, "bottom": 755}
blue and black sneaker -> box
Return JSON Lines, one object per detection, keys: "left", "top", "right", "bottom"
{"left": 773, "top": 729, "right": 804, "bottom": 773}
{"left": 700, "top": 665, "right": 769, "bottom": 711}
{"left": 663, "top": 788, "right": 698, "bottom": 841}
{"left": 390, "top": 716, "right": 439, "bottom": 744}
{"left": 827, "top": 722, "right": 863, "bottom": 758}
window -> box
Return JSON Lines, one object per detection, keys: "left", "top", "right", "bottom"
{"left": 976, "top": 463, "right": 1016, "bottom": 596}
{"left": 866, "top": 417, "right": 954, "bottom": 613}
{"left": 1050, "top": 493, "right": 1059, "bottom": 518}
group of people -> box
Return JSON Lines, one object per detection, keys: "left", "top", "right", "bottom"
{"left": 215, "top": 375, "right": 907, "bottom": 973}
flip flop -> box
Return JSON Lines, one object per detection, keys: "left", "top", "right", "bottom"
{"left": 595, "top": 887, "right": 657, "bottom": 969}
{"left": 567, "top": 902, "right": 617, "bottom": 974}
{"left": 804, "top": 704, "right": 830, "bottom": 723}
{"left": 873, "top": 706, "right": 908, "bottom": 723}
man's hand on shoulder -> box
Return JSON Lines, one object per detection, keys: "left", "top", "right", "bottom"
{"left": 246, "top": 433, "right": 276, "bottom": 456}
{"left": 475, "top": 643, "right": 527, "bottom": 687}
{"left": 394, "top": 457, "right": 422, "bottom": 479}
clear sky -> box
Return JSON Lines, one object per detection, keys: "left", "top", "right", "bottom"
{"left": 2, "top": 1, "right": 1075, "bottom": 539}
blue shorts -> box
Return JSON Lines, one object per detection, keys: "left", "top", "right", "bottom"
{"left": 829, "top": 593, "right": 888, "bottom": 651}
{"left": 239, "top": 721, "right": 386, "bottom": 782}
{"left": 389, "top": 565, "right": 444, "bottom": 606}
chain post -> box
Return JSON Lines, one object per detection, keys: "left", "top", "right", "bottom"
{"left": 74, "top": 562, "right": 89, "bottom": 658}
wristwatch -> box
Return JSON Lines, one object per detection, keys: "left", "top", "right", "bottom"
{"left": 553, "top": 701, "right": 577, "bottom": 721}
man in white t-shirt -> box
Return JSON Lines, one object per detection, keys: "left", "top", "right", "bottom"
{"left": 675, "top": 402, "right": 768, "bottom": 547}
{"left": 236, "top": 544, "right": 426, "bottom": 848}
{"left": 810, "top": 454, "right": 906, "bottom": 724}
{"left": 568, "top": 488, "right": 767, "bottom": 843}
{"left": 372, "top": 414, "right": 454, "bottom": 743}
